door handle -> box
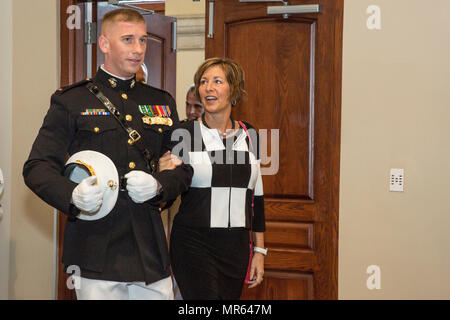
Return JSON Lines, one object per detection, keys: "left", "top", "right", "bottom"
{"left": 240, "top": 0, "right": 288, "bottom": 4}
{"left": 207, "top": 0, "right": 215, "bottom": 39}
{"left": 108, "top": 0, "right": 155, "bottom": 14}
{"left": 172, "top": 21, "right": 177, "bottom": 53}
{"left": 239, "top": 1, "right": 321, "bottom": 18}
{"left": 267, "top": 4, "right": 321, "bottom": 15}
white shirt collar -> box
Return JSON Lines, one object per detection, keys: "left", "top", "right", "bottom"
{"left": 100, "top": 65, "right": 134, "bottom": 81}
{"left": 199, "top": 122, "right": 247, "bottom": 152}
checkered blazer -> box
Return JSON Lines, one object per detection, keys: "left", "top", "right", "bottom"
{"left": 171, "top": 120, "right": 265, "bottom": 232}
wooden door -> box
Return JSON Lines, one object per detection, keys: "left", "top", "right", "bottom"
{"left": 205, "top": 0, "right": 343, "bottom": 300}
{"left": 58, "top": 0, "right": 176, "bottom": 300}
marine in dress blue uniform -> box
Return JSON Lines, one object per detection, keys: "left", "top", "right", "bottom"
{"left": 23, "top": 65, "right": 193, "bottom": 297}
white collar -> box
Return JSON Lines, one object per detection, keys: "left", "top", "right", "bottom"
{"left": 101, "top": 65, "right": 134, "bottom": 81}
{"left": 199, "top": 122, "right": 247, "bottom": 152}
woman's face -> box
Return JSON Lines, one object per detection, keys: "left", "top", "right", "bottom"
{"left": 198, "top": 65, "right": 231, "bottom": 115}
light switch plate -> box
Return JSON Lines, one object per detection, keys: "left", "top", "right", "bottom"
{"left": 390, "top": 168, "right": 404, "bottom": 192}
{"left": 0, "top": 168, "right": 4, "bottom": 196}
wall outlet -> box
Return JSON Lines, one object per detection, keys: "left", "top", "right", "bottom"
{"left": 390, "top": 168, "right": 404, "bottom": 192}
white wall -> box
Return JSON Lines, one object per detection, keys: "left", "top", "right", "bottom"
{"left": 8, "top": 0, "right": 59, "bottom": 299}
{"left": 0, "top": 0, "right": 13, "bottom": 300}
{"left": 166, "top": 0, "right": 204, "bottom": 16}
{"left": 339, "top": 0, "right": 450, "bottom": 299}
{"left": 166, "top": 0, "right": 205, "bottom": 120}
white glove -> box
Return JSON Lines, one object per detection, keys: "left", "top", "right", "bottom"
{"left": 71, "top": 176, "right": 103, "bottom": 213}
{"left": 125, "top": 170, "right": 159, "bottom": 203}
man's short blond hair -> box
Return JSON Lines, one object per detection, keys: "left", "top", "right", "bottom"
{"left": 101, "top": 9, "right": 146, "bottom": 35}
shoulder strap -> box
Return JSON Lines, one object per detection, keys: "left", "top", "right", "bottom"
{"left": 85, "top": 82, "right": 158, "bottom": 173}
{"left": 239, "top": 120, "right": 255, "bottom": 236}
{"left": 238, "top": 121, "right": 254, "bottom": 153}
{"left": 56, "top": 79, "right": 91, "bottom": 95}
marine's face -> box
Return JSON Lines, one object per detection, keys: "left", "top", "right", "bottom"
{"left": 185, "top": 91, "right": 204, "bottom": 120}
{"left": 198, "top": 65, "right": 231, "bottom": 115}
{"left": 100, "top": 21, "right": 147, "bottom": 78}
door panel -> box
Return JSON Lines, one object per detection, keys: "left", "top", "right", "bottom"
{"left": 243, "top": 271, "right": 314, "bottom": 300}
{"left": 227, "top": 18, "right": 314, "bottom": 199}
{"left": 206, "top": 0, "right": 343, "bottom": 300}
{"left": 264, "top": 221, "right": 313, "bottom": 250}
{"left": 60, "top": 0, "right": 88, "bottom": 86}
{"left": 143, "top": 13, "right": 176, "bottom": 96}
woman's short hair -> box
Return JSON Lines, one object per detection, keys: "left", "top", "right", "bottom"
{"left": 193, "top": 57, "right": 246, "bottom": 106}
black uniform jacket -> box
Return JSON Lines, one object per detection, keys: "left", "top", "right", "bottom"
{"left": 23, "top": 68, "right": 193, "bottom": 284}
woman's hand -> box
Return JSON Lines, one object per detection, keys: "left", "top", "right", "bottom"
{"left": 158, "top": 151, "right": 182, "bottom": 172}
{"left": 247, "top": 252, "right": 265, "bottom": 289}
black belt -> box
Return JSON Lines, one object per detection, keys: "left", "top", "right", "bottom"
{"left": 86, "top": 82, "right": 158, "bottom": 173}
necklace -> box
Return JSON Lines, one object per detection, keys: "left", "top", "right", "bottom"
{"left": 202, "top": 113, "right": 235, "bottom": 137}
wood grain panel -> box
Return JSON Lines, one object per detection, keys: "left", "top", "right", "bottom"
{"left": 60, "top": 0, "right": 86, "bottom": 86}
{"left": 265, "top": 249, "right": 315, "bottom": 271}
{"left": 265, "top": 221, "right": 313, "bottom": 250}
{"left": 227, "top": 18, "right": 315, "bottom": 199}
{"left": 241, "top": 271, "right": 314, "bottom": 300}
{"left": 265, "top": 198, "right": 316, "bottom": 222}
{"left": 144, "top": 13, "right": 176, "bottom": 97}
{"left": 145, "top": 34, "right": 164, "bottom": 89}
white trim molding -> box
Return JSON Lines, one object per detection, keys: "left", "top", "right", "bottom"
{"left": 174, "top": 14, "right": 205, "bottom": 51}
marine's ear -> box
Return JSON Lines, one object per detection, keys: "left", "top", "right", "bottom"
{"left": 98, "top": 34, "right": 109, "bottom": 54}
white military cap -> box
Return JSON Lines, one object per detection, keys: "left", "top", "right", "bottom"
{"left": 64, "top": 150, "right": 119, "bottom": 221}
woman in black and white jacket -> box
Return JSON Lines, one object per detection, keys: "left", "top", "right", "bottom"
{"left": 168, "top": 57, "right": 266, "bottom": 300}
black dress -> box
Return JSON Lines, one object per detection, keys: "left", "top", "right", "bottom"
{"left": 170, "top": 120, "right": 265, "bottom": 299}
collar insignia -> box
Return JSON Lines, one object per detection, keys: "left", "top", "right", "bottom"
{"left": 108, "top": 78, "right": 117, "bottom": 88}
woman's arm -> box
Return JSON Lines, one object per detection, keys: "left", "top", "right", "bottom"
{"left": 248, "top": 231, "right": 266, "bottom": 288}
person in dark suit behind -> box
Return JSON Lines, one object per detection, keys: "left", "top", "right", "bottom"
{"left": 136, "top": 63, "right": 148, "bottom": 84}
{"left": 23, "top": 8, "right": 192, "bottom": 300}
{"left": 183, "top": 84, "right": 204, "bottom": 121}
